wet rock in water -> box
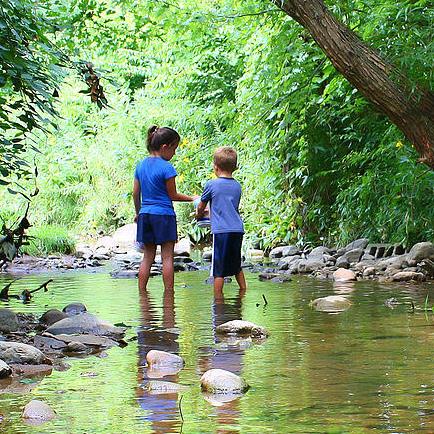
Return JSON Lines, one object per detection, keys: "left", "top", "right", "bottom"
{"left": 46, "top": 313, "right": 126, "bottom": 340}
{"left": 62, "top": 302, "right": 87, "bottom": 316}
{"left": 144, "top": 380, "right": 188, "bottom": 394}
{"left": 205, "top": 276, "right": 232, "bottom": 284}
{"left": 110, "top": 269, "right": 138, "bottom": 278}
{"left": 0, "top": 359, "right": 12, "bottom": 378}
{"left": 146, "top": 350, "right": 184, "bottom": 367}
{"left": 42, "top": 332, "right": 119, "bottom": 349}
{"left": 270, "top": 275, "right": 292, "bottom": 283}
{"left": 11, "top": 363, "right": 53, "bottom": 376}
{"left": 391, "top": 271, "right": 426, "bottom": 282}
{"left": 0, "top": 342, "right": 51, "bottom": 365}
{"left": 200, "top": 369, "right": 249, "bottom": 394}
{"left": 384, "top": 297, "right": 400, "bottom": 308}
{"left": 22, "top": 400, "right": 56, "bottom": 423}
{"left": 33, "top": 335, "right": 68, "bottom": 351}
{"left": 216, "top": 320, "right": 269, "bottom": 339}
{"left": 258, "top": 272, "right": 280, "bottom": 281}
{"left": 39, "top": 309, "right": 68, "bottom": 326}
{"left": 363, "top": 267, "right": 376, "bottom": 278}
{"left": 311, "top": 295, "right": 352, "bottom": 313}
{"left": 407, "top": 242, "right": 434, "bottom": 262}
{"left": 65, "top": 341, "right": 89, "bottom": 353}
{"left": 0, "top": 308, "right": 19, "bottom": 334}
{"left": 333, "top": 268, "right": 356, "bottom": 282}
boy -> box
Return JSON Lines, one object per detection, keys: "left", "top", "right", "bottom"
{"left": 196, "top": 147, "right": 247, "bottom": 295}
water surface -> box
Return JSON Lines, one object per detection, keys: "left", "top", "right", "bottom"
{"left": 0, "top": 269, "right": 432, "bottom": 433}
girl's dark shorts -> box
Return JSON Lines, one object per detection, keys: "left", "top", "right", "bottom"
{"left": 136, "top": 213, "right": 177, "bottom": 245}
{"left": 212, "top": 232, "right": 243, "bottom": 278}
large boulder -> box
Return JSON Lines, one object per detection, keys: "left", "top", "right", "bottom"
{"left": 344, "top": 238, "right": 369, "bottom": 251}
{"left": 200, "top": 369, "right": 249, "bottom": 394}
{"left": 298, "top": 257, "right": 324, "bottom": 273}
{"left": 269, "top": 246, "right": 285, "bottom": 259}
{"left": 146, "top": 350, "right": 184, "bottom": 367}
{"left": 407, "top": 242, "right": 434, "bottom": 262}
{"left": 0, "top": 359, "right": 12, "bottom": 378}
{"left": 45, "top": 313, "right": 125, "bottom": 340}
{"left": 112, "top": 223, "right": 137, "bottom": 249}
{"left": 309, "top": 246, "right": 331, "bottom": 257}
{"left": 0, "top": 308, "right": 19, "bottom": 333}
{"left": 215, "top": 320, "right": 268, "bottom": 339}
{"left": 282, "top": 245, "right": 300, "bottom": 257}
{"left": 22, "top": 400, "right": 56, "bottom": 423}
{"left": 311, "top": 295, "right": 352, "bottom": 313}
{"left": 0, "top": 342, "right": 51, "bottom": 365}
{"left": 174, "top": 238, "right": 191, "bottom": 257}
{"left": 336, "top": 249, "right": 364, "bottom": 268}
{"left": 391, "top": 271, "right": 426, "bottom": 282}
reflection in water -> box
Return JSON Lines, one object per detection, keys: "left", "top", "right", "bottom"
{"left": 199, "top": 288, "right": 246, "bottom": 434}
{"left": 137, "top": 289, "right": 181, "bottom": 433}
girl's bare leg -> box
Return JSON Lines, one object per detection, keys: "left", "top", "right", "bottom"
{"left": 213, "top": 277, "right": 224, "bottom": 299}
{"left": 161, "top": 241, "right": 175, "bottom": 291}
{"left": 138, "top": 244, "right": 157, "bottom": 292}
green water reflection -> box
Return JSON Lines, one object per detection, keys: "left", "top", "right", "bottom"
{"left": 0, "top": 269, "right": 432, "bottom": 433}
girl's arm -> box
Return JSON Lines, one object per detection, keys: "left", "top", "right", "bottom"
{"left": 133, "top": 178, "right": 141, "bottom": 221}
{"left": 166, "top": 177, "right": 193, "bottom": 202}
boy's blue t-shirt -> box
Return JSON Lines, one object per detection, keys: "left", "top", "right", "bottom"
{"left": 134, "top": 156, "right": 177, "bottom": 216}
{"left": 201, "top": 177, "right": 244, "bottom": 234}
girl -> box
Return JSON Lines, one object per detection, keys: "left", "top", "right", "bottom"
{"left": 133, "top": 125, "right": 194, "bottom": 291}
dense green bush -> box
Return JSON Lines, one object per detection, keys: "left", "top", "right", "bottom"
{"left": 22, "top": 225, "right": 75, "bottom": 256}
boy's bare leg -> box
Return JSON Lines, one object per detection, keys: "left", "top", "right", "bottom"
{"left": 161, "top": 241, "right": 175, "bottom": 291}
{"left": 213, "top": 277, "right": 224, "bottom": 298}
{"left": 139, "top": 244, "right": 156, "bottom": 292}
{"left": 235, "top": 270, "right": 247, "bottom": 293}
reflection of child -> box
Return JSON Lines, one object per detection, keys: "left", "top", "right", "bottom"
{"left": 133, "top": 125, "right": 194, "bottom": 292}
{"left": 196, "top": 147, "right": 247, "bottom": 294}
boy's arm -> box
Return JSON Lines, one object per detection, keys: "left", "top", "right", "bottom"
{"left": 133, "top": 178, "right": 141, "bottom": 222}
{"left": 166, "top": 177, "right": 194, "bottom": 202}
{"left": 195, "top": 201, "right": 207, "bottom": 218}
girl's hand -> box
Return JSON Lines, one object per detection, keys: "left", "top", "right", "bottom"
{"left": 134, "top": 214, "right": 139, "bottom": 223}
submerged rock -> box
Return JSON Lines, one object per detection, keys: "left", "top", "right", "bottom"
{"left": 146, "top": 350, "right": 184, "bottom": 367}
{"left": 216, "top": 320, "right": 269, "bottom": 339}
{"left": 22, "top": 400, "right": 56, "bottom": 423}
{"left": 311, "top": 295, "right": 352, "bottom": 313}
{"left": 144, "top": 380, "right": 188, "bottom": 394}
{"left": 46, "top": 313, "right": 125, "bottom": 340}
{"left": 200, "top": 369, "right": 249, "bottom": 394}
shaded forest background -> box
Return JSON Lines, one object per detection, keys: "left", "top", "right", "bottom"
{"left": 1, "top": 0, "right": 433, "bottom": 253}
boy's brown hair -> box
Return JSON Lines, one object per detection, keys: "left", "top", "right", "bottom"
{"left": 213, "top": 147, "right": 237, "bottom": 172}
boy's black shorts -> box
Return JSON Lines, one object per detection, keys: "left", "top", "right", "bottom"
{"left": 212, "top": 232, "right": 243, "bottom": 277}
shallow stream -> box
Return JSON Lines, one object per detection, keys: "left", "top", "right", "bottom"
{"left": 0, "top": 268, "right": 433, "bottom": 433}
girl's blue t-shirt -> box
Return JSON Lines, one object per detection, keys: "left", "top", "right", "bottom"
{"left": 134, "top": 156, "right": 177, "bottom": 216}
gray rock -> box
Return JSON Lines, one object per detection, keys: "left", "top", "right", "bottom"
{"left": 309, "top": 246, "right": 331, "bottom": 257}
{"left": 407, "top": 242, "right": 434, "bottom": 262}
{"left": 391, "top": 272, "right": 426, "bottom": 282}
{"left": 269, "top": 246, "right": 285, "bottom": 258}
{"left": 0, "top": 308, "right": 19, "bottom": 334}
{"left": 202, "top": 251, "right": 212, "bottom": 261}
{"left": 335, "top": 256, "right": 350, "bottom": 268}
{"left": 363, "top": 267, "right": 376, "bottom": 277}
{"left": 42, "top": 332, "right": 118, "bottom": 349}
{"left": 345, "top": 238, "right": 369, "bottom": 251}
{"left": 341, "top": 248, "right": 364, "bottom": 264}
{"left": 174, "top": 238, "right": 191, "bottom": 257}
{"left": 174, "top": 256, "right": 193, "bottom": 264}
{"left": 46, "top": 313, "right": 125, "bottom": 340}
{"left": 311, "top": 295, "right": 352, "bottom": 313}
{"left": 282, "top": 245, "right": 300, "bottom": 257}
{"left": 0, "top": 359, "right": 12, "bottom": 378}
{"left": 22, "top": 400, "right": 56, "bottom": 422}
{"left": 201, "top": 369, "right": 249, "bottom": 394}
{"left": 298, "top": 258, "right": 324, "bottom": 273}
{"left": 110, "top": 269, "right": 138, "bottom": 278}
{"left": 361, "top": 253, "right": 376, "bottom": 261}
{"left": 419, "top": 259, "right": 434, "bottom": 277}
{"left": 216, "top": 320, "right": 269, "bottom": 339}
{"left": 62, "top": 303, "right": 87, "bottom": 316}
{"left": 65, "top": 341, "right": 88, "bottom": 353}
{"left": 39, "top": 309, "right": 68, "bottom": 326}
{"left": 277, "top": 255, "right": 301, "bottom": 270}
{"left": 0, "top": 342, "right": 50, "bottom": 365}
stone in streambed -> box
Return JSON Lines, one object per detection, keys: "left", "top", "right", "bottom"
{"left": 200, "top": 369, "right": 249, "bottom": 394}
{"left": 311, "top": 295, "right": 352, "bottom": 313}
{"left": 39, "top": 309, "right": 68, "bottom": 326}
{"left": 144, "top": 380, "right": 188, "bottom": 395}
{"left": 216, "top": 320, "right": 269, "bottom": 339}
{"left": 0, "top": 342, "right": 51, "bottom": 365}
{"left": 22, "top": 400, "right": 56, "bottom": 424}
{"left": 0, "top": 359, "right": 12, "bottom": 378}
{"left": 62, "top": 302, "right": 87, "bottom": 316}
{"left": 333, "top": 268, "right": 356, "bottom": 282}
{"left": 146, "top": 350, "right": 184, "bottom": 367}
{"left": 0, "top": 308, "right": 19, "bottom": 333}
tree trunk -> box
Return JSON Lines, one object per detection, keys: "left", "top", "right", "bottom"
{"left": 270, "top": 0, "right": 434, "bottom": 169}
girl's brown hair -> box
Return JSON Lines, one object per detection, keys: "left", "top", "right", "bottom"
{"left": 147, "top": 125, "right": 180, "bottom": 152}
